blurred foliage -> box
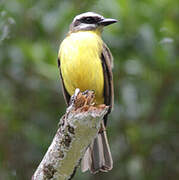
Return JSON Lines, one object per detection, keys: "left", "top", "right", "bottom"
{"left": 0, "top": 0, "right": 179, "bottom": 179}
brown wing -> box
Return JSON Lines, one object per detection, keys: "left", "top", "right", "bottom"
{"left": 58, "top": 58, "right": 71, "bottom": 105}
{"left": 101, "top": 43, "right": 114, "bottom": 126}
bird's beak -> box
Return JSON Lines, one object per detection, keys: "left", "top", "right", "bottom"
{"left": 98, "top": 18, "right": 118, "bottom": 26}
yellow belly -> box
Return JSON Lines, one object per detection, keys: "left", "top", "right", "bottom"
{"left": 59, "top": 31, "right": 104, "bottom": 104}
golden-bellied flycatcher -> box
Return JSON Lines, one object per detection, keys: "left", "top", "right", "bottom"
{"left": 58, "top": 12, "right": 117, "bottom": 173}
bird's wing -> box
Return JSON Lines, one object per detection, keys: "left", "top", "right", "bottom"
{"left": 58, "top": 58, "right": 71, "bottom": 105}
{"left": 101, "top": 43, "right": 114, "bottom": 126}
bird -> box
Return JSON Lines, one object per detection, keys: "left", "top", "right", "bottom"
{"left": 57, "top": 12, "right": 117, "bottom": 174}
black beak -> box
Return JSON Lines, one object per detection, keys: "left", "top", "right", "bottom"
{"left": 98, "top": 18, "right": 118, "bottom": 26}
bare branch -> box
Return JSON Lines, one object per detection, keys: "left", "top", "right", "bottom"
{"left": 32, "top": 89, "right": 109, "bottom": 180}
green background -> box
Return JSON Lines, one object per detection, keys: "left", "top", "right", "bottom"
{"left": 0, "top": 0, "right": 178, "bottom": 179}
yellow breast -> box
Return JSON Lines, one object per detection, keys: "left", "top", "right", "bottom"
{"left": 58, "top": 31, "right": 104, "bottom": 104}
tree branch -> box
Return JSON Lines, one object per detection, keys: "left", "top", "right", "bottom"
{"left": 32, "top": 89, "right": 109, "bottom": 180}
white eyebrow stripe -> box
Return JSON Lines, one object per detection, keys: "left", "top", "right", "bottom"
{"left": 73, "top": 12, "right": 104, "bottom": 22}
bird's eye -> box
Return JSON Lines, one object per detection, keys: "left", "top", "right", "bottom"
{"left": 83, "top": 17, "right": 95, "bottom": 24}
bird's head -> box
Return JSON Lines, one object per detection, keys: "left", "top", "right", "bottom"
{"left": 69, "top": 12, "right": 117, "bottom": 33}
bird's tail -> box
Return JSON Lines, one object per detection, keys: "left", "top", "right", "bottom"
{"left": 81, "top": 122, "right": 113, "bottom": 174}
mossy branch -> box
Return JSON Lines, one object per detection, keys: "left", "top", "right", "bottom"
{"left": 32, "top": 89, "right": 109, "bottom": 180}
